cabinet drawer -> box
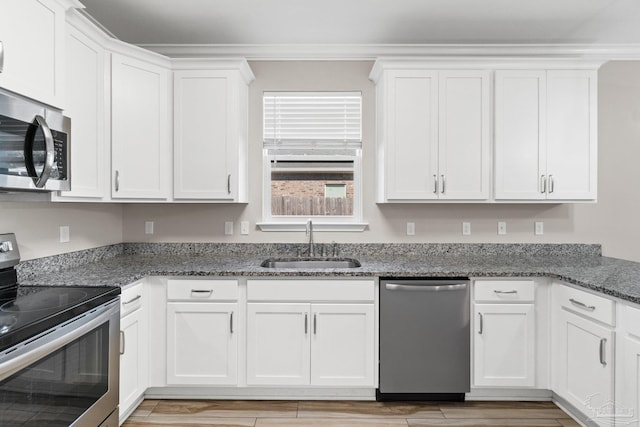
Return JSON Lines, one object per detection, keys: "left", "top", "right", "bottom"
{"left": 554, "top": 283, "right": 615, "bottom": 326}
{"left": 623, "top": 304, "right": 640, "bottom": 338}
{"left": 167, "top": 279, "right": 238, "bottom": 301}
{"left": 121, "top": 282, "right": 144, "bottom": 317}
{"left": 247, "top": 280, "right": 375, "bottom": 302}
{"left": 474, "top": 280, "right": 535, "bottom": 302}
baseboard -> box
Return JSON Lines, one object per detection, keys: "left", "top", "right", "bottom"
{"left": 466, "top": 388, "right": 553, "bottom": 400}
{"left": 145, "top": 386, "right": 377, "bottom": 400}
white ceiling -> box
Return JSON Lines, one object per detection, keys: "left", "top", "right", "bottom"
{"left": 78, "top": 0, "right": 640, "bottom": 47}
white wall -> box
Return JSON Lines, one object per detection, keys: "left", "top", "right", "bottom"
{"left": 2, "top": 61, "right": 638, "bottom": 262}
{"left": 0, "top": 201, "right": 123, "bottom": 260}
{"left": 122, "top": 60, "right": 640, "bottom": 262}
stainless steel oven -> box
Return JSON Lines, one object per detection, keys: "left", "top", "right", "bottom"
{"left": 0, "top": 90, "right": 70, "bottom": 192}
{"left": 0, "top": 298, "right": 120, "bottom": 426}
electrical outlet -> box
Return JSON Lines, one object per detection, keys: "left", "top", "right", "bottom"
{"left": 145, "top": 221, "right": 154, "bottom": 235}
{"left": 59, "top": 226, "right": 70, "bottom": 243}
{"left": 224, "top": 221, "right": 234, "bottom": 235}
{"left": 535, "top": 221, "right": 544, "bottom": 235}
{"left": 462, "top": 222, "right": 471, "bottom": 236}
{"left": 240, "top": 221, "right": 250, "bottom": 235}
{"left": 497, "top": 221, "right": 507, "bottom": 235}
{"left": 406, "top": 222, "right": 415, "bottom": 236}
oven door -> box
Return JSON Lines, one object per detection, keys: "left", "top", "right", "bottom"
{"left": 0, "top": 299, "right": 120, "bottom": 427}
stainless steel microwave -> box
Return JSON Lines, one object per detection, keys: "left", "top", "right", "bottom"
{"left": 0, "top": 90, "right": 70, "bottom": 192}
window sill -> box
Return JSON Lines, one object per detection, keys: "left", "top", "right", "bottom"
{"left": 256, "top": 222, "right": 368, "bottom": 232}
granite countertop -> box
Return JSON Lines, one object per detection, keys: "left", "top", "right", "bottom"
{"left": 15, "top": 243, "right": 640, "bottom": 305}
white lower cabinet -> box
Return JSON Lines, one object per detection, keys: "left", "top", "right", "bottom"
{"left": 616, "top": 304, "right": 640, "bottom": 427}
{"left": 246, "top": 303, "right": 310, "bottom": 385}
{"left": 119, "top": 282, "right": 147, "bottom": 424}
{"left": 552, "top": 283, "right": 615, "bottom": 427}
{"left": 166, "top": 302, "right": 238, "bottom": 385}
{"left": 246, "top": 279, "right": 376, "bottom": 388}
{"left": 165, "top": 280, "right": 238, "bottom": 385}
{"left": 473, "top": 303, "right": 536, "bottom": 387}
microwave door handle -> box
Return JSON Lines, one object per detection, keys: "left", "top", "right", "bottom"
{"left": 28, "top": 115, "right": 55, "bottom": 188}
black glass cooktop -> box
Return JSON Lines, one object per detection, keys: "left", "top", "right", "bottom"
{"left": 0, "top": 286, "right": 120, "bottom": 353}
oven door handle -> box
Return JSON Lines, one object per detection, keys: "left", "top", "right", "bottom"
{"left": 0, "top": 300, "right": 119, "bottom": 382}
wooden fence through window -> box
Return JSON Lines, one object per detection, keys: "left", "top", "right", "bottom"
{"left": 271, "top": 197, "right": 353, "bottom": 216}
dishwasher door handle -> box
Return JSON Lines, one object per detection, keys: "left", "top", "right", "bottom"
{"left": 385, "top": 283, "right": 467, "bottom": 292}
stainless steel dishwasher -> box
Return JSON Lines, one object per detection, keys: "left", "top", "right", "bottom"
{"left": 378, "top": 278, "right": 470, "bottom": 401}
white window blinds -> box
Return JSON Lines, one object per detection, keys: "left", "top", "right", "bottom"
{"left": 263, "top": 92, "right": 362, "bottom": 146}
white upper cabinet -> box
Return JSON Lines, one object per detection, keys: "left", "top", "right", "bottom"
{"left": 55, "top": 23, "right": 108, "bottom": 200}
{"left": 371, "top": 63, "right": 490, "bottom": 202}
{"left": 0, "top": 0, "right": 76, "bottom": 108}
{"left": 495, "top": 69, "right": 598, "bottom": 201}
{"left": 111, "top": 53, "right": 171, "bottom": 199}
{"left": 173, "top": 62, "right": 254, "bottom": 201}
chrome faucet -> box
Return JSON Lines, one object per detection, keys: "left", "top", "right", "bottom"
{"left": 306, "top": 219, "right": 315, "bottom": 257}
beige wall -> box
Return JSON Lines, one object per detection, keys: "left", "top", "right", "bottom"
{"left": 121, "top": 60, "right": 640, "bottom": 262}
{"left": 2, "top": 60, "right": 638, "bottom": 262}
{"left": 0, "top": 201, "right": 123, "bottom": 260}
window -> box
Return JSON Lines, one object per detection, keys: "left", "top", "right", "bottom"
{"left": 260, "top": 92, "right": 364, "bottom": 231}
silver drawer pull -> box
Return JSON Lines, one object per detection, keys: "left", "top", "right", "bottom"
{"left": 478, "top": 313, "right": 483, "bottom": 334}
{"left": 190, "top": 289, "right": 213, "bottom": 297}
{"left": 230, "top": 312, "right": 234, "bottom": 334}
{"left": 494, "top": 290, "right": 518, "bottom": 295}
{"left": 123, "top": 295, "right": 142, "bottom": 305}
{"left": 600, "top": 338, "right": 607, "bottom": 366}
{"left": 569, "top": 298, "right": 596, "bottom": 311}
{"left": 120, "top": 330, "right": 125, "bottom": 355}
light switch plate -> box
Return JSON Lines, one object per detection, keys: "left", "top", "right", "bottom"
{"left": 145, "top": 221, "right": 154, "bottom": 235}
{"left": 240, "top": 221, "right": 250, "bottom": 235}
{"left": 406, "top": 222, "right": 415, "bottom": 236}
{"left": 59, "top": 226, "right": 70, "bottom": 243}
{"left": 462, "top": 222, "right": 471, "bottom": 236}
{"left": 535, "top": 221, "right": 544, "bottom": 235}
{"left": 497, "top": 221, "right": 507, "bottom": 235}
{"left": 224, "top": 221, "right": 234, "bottom": 235}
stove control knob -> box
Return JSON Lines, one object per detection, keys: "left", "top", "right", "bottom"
{"left": 0, "top": 241, "right": 13, "bottom": 252}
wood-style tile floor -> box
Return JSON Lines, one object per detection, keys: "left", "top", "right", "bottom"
{"left": 122, "top": 400, "right": 580, "bottom": 426}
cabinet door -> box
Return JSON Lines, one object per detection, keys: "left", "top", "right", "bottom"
{"left": 57, "top": 26, "right": 108, "bottom": 199}
{"left": 546, "top": 70, "right": 597, "bottom": 201}
{"left": 310, "top": 304, "right": 375, "bottom": 386}
{"left": 111, "top": 54, "right": 170, "bottom": 199}
{"left": 619, "top": 334, "right": 640, "bottom": 427}
{"left": 119, "top": 308, "right": 147, "bottom": 421}
{"left": 474, "top": 304, "right": 535, "bottom": 387}
{"left": 438, "top": 70, "right": 490, "bottom": 200}
{"left": 384, "top": 70, "right": 439, "bottom": 200}
{"left": 494, "top": 71, "right": 547, "bottom": 200}
{"left": 555, "top": 310, "right": 614, "bottom": 426}
{"left": 0, "top": 0, "right": 66, "bottom": 108}
{"left": 174, "top": 70, "right": 238, "bottom": 200}
{"left": 246, "top": 303, "right": 310, "bottom": 385}
{"left": 166, "top": 302, "right": 237, "bottom": 385}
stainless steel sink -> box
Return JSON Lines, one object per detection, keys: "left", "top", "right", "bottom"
{"left": 261, "top": 257, "right": 361, "bottom": 269}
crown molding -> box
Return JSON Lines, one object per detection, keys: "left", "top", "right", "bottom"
{"left": 138, "top": 43, "right": 640, "bottom": 61}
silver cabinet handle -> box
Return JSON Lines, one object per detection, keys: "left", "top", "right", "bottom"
{"left": 549, "top": 174, "right": 554, "bottom": 193}
{"left": 313, "top": 314, "right": 317, "bottom": 335}
{"left": 0, "top": 41, "right": 4, "bottom": 73}
{"left": 123, "top": 295, "right": 142, "bottom": 305}
{"left": 28, "top": 115, "right": 55, "bottom": 188}
{"left": 230, "top": 312, "right": 234, "bottom": 334}
{"left": 190, "top": 289, "right": 213, "bottom": 298}
{"left": 600, "top": 338, "right": 607, "bottom": 366}
{"left": 433, "top": 174, "right": 438, "bottom": 194}
{"left": 441, "top": 174, "right": 445, "bottom": 194}
{"left": 569, "top": 298, "right": 596, "bottom": 312}
{"left": 494, "top": 290, "right": 518, "bottom": 295}
{"left": 478, "top": 313, "right": 483, "bottom": 334}
{"left": 304, "top": 313, "right": 308, "bottom": 334}
{"left": 385, "top": 283, "right": 467, "bottom": 292}
{"left": 227, "top": 174, "right": 231, "bottom": 194}
{"left": 540, "top": 175, "right": 546, "bottom": 194}
{"left": 115, "top": 170, "right": 120, "bottom": 192}
{"left": 120, "top": 330, "right": 125, "bottom": 355}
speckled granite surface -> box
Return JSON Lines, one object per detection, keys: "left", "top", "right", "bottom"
{"left": 15, "top": 242, "right": 640, "bottom": 304}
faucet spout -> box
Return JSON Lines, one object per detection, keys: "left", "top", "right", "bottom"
{"left": 306, "top": 219, "right": 315, "bottom": 257}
